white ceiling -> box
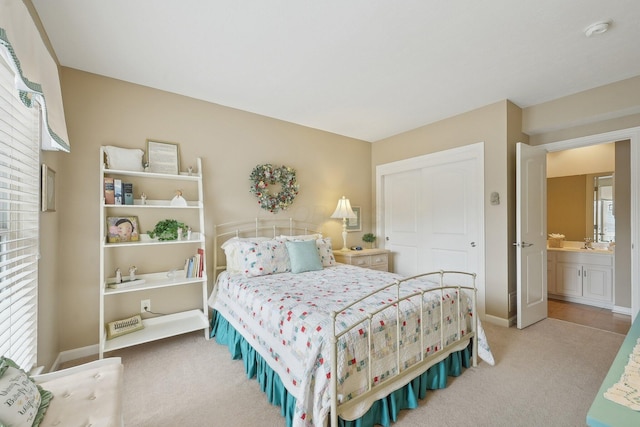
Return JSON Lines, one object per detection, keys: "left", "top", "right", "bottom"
{"left": 31, "top": 0, "right": 640, "bottom": 142}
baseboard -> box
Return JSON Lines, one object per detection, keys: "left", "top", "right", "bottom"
{"left": 51, "top": 344, "right": 99, "bottom": 372}
{"left": 548, "top": 294, "right": 613, "bottom": 310}
{"left": 482, "top": 313, "right": 512, "bottom": 327}
{"left": 612, "top": 305, "right": 633, "bottom": 316}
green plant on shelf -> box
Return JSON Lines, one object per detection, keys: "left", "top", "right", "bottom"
{"left": 148, "top": 219, "right": 187, "bottom": 241}
{"left": 362, "top": 233, "right": 376, "bottom": 248}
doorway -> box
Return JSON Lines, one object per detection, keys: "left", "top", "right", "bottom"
{"left": 541, "top": 126, "right": 640, "bottom": 322}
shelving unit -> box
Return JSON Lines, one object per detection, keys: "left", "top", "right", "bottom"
{"left": 99, "top": 147, "right": 209, "bottom": 358}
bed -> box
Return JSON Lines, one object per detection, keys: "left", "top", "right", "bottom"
{"left": 208, "top": 218, "right": 493, "bottom": 427}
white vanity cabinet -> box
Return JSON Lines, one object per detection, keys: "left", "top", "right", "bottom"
{"left": 549, "top": 250, "right": 613, "bottom": 308}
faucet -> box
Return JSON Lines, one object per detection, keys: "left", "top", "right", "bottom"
{"left": 583, "top": 237, "right": 593, "bottom": 249}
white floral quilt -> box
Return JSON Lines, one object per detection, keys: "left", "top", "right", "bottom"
{"left": 209, "top": 264, "right": 493, "bottom": 427}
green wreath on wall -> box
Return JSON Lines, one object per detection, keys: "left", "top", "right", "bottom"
{"left": 249, "top": 164, "right": 299, "bottom": 213}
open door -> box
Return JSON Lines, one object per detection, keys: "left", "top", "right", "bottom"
{"left": 516, "top": 142, "right": 548, "bottom": 329}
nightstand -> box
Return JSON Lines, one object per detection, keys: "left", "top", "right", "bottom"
{"left": 333, "top": 248, "right": 390, "bottom": 272}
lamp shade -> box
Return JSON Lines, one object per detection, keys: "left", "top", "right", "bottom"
{"left": 331, "top": 196, "right": 357, "bottom": 219}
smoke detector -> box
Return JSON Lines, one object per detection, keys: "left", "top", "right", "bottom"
{"left": 584, "top": 21, "right": 611, "bottom": 37}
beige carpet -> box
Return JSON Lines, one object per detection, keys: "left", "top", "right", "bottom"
{"left": 90, "top": 318, "right": 624, "bottom": 426}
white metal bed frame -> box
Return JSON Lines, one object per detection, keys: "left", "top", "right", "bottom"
{"left": 329, "top": 270, "right": 477, "bottom": 426}
{"left": 213, "top": 218, "right": 478, "bottom": 427}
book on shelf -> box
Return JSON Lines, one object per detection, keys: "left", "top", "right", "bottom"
{"left": 114, "top": 179, "right": 123, "bottom": 205}
{"left": 107, "top": 278, "right": 146, "bottom": 289}
{"left": 123, "top": 182, "right": 134, "bottom": 205}
{"left": 104, "top": 177, "right": 115, "bottom": 204}
{"left": 194, "top": 252, "right": 201, "bottom": 277}
{"left": 183, "top": 248, "right": 205, "bottom": 279}
{"left": 197, "top": 248, "right": 205, "bottom": 277}
{"left": 185, "top": 257, "right": 194, "bottom": 278}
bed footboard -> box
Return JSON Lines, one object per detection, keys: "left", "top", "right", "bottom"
{"left": 329, "top": 270, "right": 477, "bottom": 426}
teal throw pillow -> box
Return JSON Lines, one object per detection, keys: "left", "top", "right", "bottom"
{"left": 285, "top": 240, "right": 323, "bottom": 274}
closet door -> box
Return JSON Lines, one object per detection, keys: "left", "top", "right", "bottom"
{"left": 379, "top": 143, "right": 484, "bottom": 314}
{"left": 421, "top": 157, "right": 480, "bottom": 274}
{"left": 383, "top": 169, "right": 420, "bottom": 276}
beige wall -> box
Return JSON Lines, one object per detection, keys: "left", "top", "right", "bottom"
{"left": 53, "top": 68, "right": 373, "bottom": 353}
{"left": 547, "top": 143, "right": 615, "bottom": 178}
{"left": 37, "top": 151, "right": 62, "bottom": 370}
{"left": 547, "top": 175, "right": 588, "bottom": 241}
{"left": 524, "top": 75, "right": 640, "bottom": 146}
{"left": 372, "top": 100, "right": 528, "bottom": 323}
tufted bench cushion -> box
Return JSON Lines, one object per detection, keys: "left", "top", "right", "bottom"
{"left": 32, "top": 357, "right": 123, "bottom": 427}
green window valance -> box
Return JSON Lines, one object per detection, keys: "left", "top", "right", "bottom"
{"left": 0, "top": 1, "right": 70, "bottom": 152}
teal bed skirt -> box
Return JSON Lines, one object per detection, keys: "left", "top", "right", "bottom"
{"left": 211, "top": 310, "right": 472, "bottom": 427}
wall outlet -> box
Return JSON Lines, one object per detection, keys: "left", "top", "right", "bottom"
{"left": 141, "top": 299, "right": 150, "bottom": 314}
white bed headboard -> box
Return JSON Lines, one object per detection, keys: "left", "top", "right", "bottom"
{"left": 213, "top": 218, "right": 323, "bottom": 278}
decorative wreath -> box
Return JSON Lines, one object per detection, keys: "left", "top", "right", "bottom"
{"left": 249, "top": 164, "right": 299, "bottom": 213}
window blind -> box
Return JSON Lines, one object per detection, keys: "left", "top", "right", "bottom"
{"left": 0, "top": 55, "right": 40, "bottom": 370}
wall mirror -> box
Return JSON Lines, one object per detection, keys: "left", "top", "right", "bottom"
{"left": 547, "top": 172, "right": 615, "bottom": 243}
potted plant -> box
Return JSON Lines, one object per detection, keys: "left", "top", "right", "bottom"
{"left": 362, "top": 233, "right": 376, "bottom": 249}
{"left": 148, "top": 219, "right": 188, "bottom": 241}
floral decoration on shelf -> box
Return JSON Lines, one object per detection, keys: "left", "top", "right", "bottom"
{"left": 249, "top": 164, "right": 299, "bottom": 213}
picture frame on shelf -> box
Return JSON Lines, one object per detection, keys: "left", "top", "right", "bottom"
{"left": 41, "top": 164, "right": 56, "bottom": 212}
{"left": 346, "top": 206, "right": 361, "bottom": 232}
{"left": 107, "top": 216, "right": 140, "bottom": 243}
{"left": 146, "top": 140, "right": 180, "bottom": 175}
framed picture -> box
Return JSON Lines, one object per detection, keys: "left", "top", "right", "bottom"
{"left": 347, "top": 206, "right": 361, "bottom": 232}
{"left": 146, "top": 140, "right": 180, "bottom": 175}
{"left": 107, "top": 216, "right": 140, "bottom": 243}
{"left": 41, "top": 164, "right": 56, "bottom": 212}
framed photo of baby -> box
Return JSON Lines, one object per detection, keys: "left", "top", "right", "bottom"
{"left": 107, "top": 216, "right": 140, "bottom": 243}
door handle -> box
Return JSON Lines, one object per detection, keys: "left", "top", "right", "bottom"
{"left": 512, "top": 242, "right": 534, "bottom": 247}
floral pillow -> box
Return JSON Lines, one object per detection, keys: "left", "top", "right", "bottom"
{"left": 0, "top": 357, "right": 52, "bottom": 427}
{"left": 316, "top": 237, "right": 336, "bottom": 267}
{"left": 221, "top": 237, "right": 271, "bottom": 273}
{"left": 237, "top": 239, "right": 292, "bottom": 277}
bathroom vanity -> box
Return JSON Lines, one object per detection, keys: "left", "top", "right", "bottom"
{"left": 548, "top": 242, "right": 614, "bottom": 309}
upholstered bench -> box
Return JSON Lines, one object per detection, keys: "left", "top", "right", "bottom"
{"left": 32, "top": 357, "right": 124, "bottom": 427}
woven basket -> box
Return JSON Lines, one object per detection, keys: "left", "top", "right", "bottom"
{"left": 548, "top": 238, "right": 563, "bottom": 248}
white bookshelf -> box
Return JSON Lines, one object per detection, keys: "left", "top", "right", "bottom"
{"left": 99, "top": 147, "right": 209, "bottom": 358}
{"left": 102, "top": 310, "right": 209, "bottom": 353}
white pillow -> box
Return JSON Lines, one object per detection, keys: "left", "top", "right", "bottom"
{"left": 278, "top": 233, "right": 322, "bottom": 241}
{"left": 104, "top": 146, "right": 144, "bottom": 171}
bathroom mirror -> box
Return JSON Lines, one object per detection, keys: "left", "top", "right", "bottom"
{"left": 547, "top": 172, "right": 615, "bottom": 242}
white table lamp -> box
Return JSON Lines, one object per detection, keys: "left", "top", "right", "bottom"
{"left": 331, "top": 196, "right": 357, "bottom": 251}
